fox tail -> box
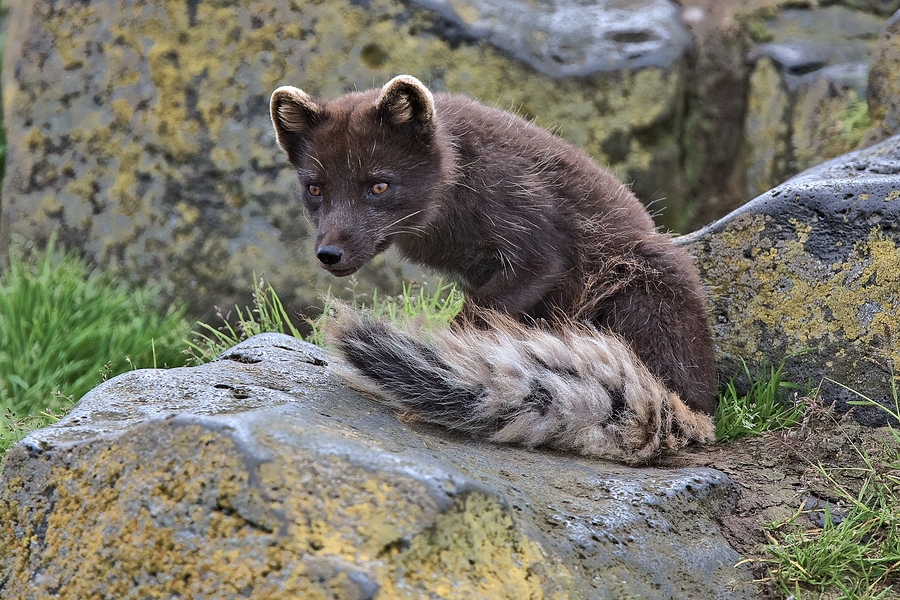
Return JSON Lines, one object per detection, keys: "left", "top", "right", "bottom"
{"left": 326, "top": 304, "right": 714, "bottom": 464}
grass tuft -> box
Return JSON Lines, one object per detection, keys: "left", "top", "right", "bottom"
{"left": 306, "top": 278, "right": 464, "bottom": 346}
{"left": 185, "top": 273, "right": 304, "bottom": 364}
{"left": 760, "top": 375, "right": 900, "bottom": 599}
{"left": 185, "top": 276, "right": 463, "bottom": 362}
{"left": 715, "top": 357, "right": 808, "bottom": 442}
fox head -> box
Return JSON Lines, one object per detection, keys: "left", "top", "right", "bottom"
{"left": 270, "top": 75, "right": 447, "bottom": 277}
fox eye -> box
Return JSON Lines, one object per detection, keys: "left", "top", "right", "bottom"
{"left": 307, "top": 185, "right": 322, "bottom": 197}
{"left": 370, "top": 182, "right": 389, "bottom": 195}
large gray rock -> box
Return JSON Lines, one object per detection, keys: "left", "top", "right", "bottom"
{"left": 680, "top": 133, "right": 900, "bottom": 425}
{"left": 0, "top": 334, "right": 759, "bottom": 599}
{"left": 866, "top": 9, "right": 900, "bottom": 141}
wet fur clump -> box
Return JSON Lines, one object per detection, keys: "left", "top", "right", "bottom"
{"left": 270, "top": 75, "right": 717, "bottom": 462}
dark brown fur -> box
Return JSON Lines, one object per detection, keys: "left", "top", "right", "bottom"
{"left": 271, "top": 76, "right": 716, "bottom": 415}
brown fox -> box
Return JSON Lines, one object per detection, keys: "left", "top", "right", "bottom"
{"left": 270, "top": 75, "right": 716, "bottom": 463}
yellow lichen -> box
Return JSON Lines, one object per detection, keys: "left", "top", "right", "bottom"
{"left": 12, "top": 0, "right": 689, "bottom": 318}
{"left": 743, "top": 58, "right": 791, "bottom": 198}
{"left": 695, "top": 218, "right": 900, "bottom": 373}
{"left": 2, "top": 421, "right": 575, "bottom": 598}
{"left": 388, "top": 492, "right": 571, "bottom": 599}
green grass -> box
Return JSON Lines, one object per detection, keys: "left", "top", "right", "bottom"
{"left": 0, "top": 239, "right": 193, "bottom": 451}
{"left": 185, "top": 276, "right": 462, "bottom": 363}
{"left": 817, "top": 97, "right": 872, "bottom": 151}
{"left": 306, "top": 278, "right": 464, "bottom": 346}
{"left": 760, "top": 378, "right": 900, "bottom": 599}
{"left": 0, "top": 0, "right": 6, "bottom": 185}
{"left": 0, "top": 244, "right": 809, "bottom": 454}
{"left": 184, "top": 273, "right": 304, "bottom": 364}
{"left": 714, "top": 357, "right": 809, "bottom": 442}
{"left": 714, "top": 362, "right": 900, "bottom": 598}
{"left": 0, "top": 243, "right": 463, "bottom": 455}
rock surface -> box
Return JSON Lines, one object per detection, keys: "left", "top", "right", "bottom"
{"left": 410, "top": 0, "right": 691, "bottom": 77}
{"left": 679, "top": 133, "right": 900, "bottom": 425}
{"left": 0, "top": 334, "right": 759, "bottom": 599}
{"left": 4, "top": 0, "right": 895, "bottom": 317}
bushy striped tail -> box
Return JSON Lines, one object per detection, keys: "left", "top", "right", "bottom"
{"left": 326, "top": 304, "right": 714, "bottom": 464}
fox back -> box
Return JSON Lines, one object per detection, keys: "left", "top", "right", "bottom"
{"left": 271, "top": 76, "right": 716, "bottom": 417}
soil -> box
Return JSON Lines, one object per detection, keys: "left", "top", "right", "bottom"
{"left": 660, "top": 398, "right": 900, "bottom": 596}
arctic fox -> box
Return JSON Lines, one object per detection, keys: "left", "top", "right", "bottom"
{"left": 270, "top": 75, "right": 716, "bottom": 463}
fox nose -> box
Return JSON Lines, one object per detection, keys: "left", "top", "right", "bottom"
{"left": 316, "top": 245, "right": 343, "bottom": 265}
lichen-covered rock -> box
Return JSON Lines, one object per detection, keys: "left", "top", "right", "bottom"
{"left": 742, "top": 6, "right": 884, "bottom": 199}
{"left": 0, "top": 334, "right": 759, "bottom": 599}
{"left": 679, "top": 134, "right": 900, "bottom": 425}
{"left": 678, "top": 8, "right": 753, "bottom": 229}
{"left": 0, "top": 0, "right": 690, "bottom": 318}
{"left": 866, "top": 9, "right": 900, "bottom": 141}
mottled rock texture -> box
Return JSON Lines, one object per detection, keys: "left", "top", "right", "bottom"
{"left": 409, "top": 0, "right": 691, "bottom": 77}
{"left": 2, "top": 0, "right": 897, "bottom": 315}
{"left": 867, "top": 9, "right": 900, "bottom": 141}
{"left": 741, "top": 5, "right": 884, "bottom": 199}
{"left": 680, "top": 133, "right": 900, "bottom": 425}
{"left": 0, "top": 0, "right": 691, "bottom": 318}
{"left": 0, "top": 334, "right": 759, "bottom": 599}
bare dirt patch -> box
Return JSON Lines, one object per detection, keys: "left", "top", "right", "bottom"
{"left": 661, "top": 401, "right": 899, "bottom": 594}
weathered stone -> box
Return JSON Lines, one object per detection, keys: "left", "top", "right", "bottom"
{"left": 409, "top": 0, "right": 692, "bottom": 77}
{"left": 741, "top": 6, "right": 884, "bottom": 199}
{"left": 743, "top": 56, "right": 793, "bottom": 200}
{"left": 0, "top": 0, "right": 690, "bottom": 319}
{"left": 0, "top": 334, "right": 759, "bottom": 599}
{"left": 841, "top": 0, "right": 900, "bottom": 17}
{"left": 679, "top": 133, "right": 900, "bottom": 425}
{"left": 866, "top": 9, "right": 900, "bottom": 141}
{"left": 679, "top": 12, "right": 752, "bottom": 229}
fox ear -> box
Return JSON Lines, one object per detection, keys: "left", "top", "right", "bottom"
{"left": 376, "top": 75, "right": 435, "bottom": 129}
{"left": 270, "top": 86, "right": 322, "bottom": 153}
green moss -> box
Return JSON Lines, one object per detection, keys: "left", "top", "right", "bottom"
{"left": 793, "top": 89, "right": 872, "bottom": 173}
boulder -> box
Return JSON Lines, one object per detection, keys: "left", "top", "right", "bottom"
{"left": 866, "top": 9, "right": 900, "bottom": 141}
{"left": 679, "top": 133, "right": 900, "bottom": 425}
{"left": 0, "top": 0, "right": 691, "bottom": 318}
{"left": 741, "top": 5, "right": 884, "bottom": 200}
{"left": 0, "top": 334, "right": 759, "bottom": 599}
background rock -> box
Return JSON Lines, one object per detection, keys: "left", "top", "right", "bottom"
{"left": 410, "top": 0, "right": 691, "bottom": 77}
{"left": 866, "top": 9, "right": 900, "bottom": 140}
{"left": 0, "top": 333, "right": 760, "bottom": 599}
{"left": 741, "top": 5, "right": 884, "bottom": 199}
{"left": 0, "top": 0, "right": 692, "bottom": 320}
{"left": 3, "top": 0, "right": 897, "bottom": 321}
{"left": 679, "top": 133, "right": 900, "bottom": 425}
